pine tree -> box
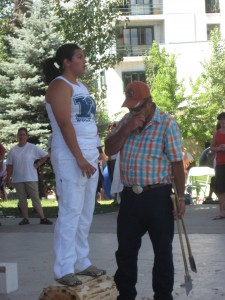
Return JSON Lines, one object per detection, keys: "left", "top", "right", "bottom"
{"left": 0, "top": 0, "right": 63, "bottom": 147}
{"left": 0, "top": 0, "right": 124, "bottom": 145}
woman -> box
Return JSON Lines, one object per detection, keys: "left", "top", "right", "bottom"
{"left": 210, "top": 112, "right": 225, "bottom": 220}
{"left": 42, "top": 43, "right": 106, "bottom": 286}
{"left": 6, "top": 128, "right": 52, "bottom": 225}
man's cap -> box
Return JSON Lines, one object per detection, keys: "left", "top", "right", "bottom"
{"left": 217, "top": 112, "right": 225, "bottom": 120}
{"left": 122, "top": 81, "right": 151, "bottom": 108}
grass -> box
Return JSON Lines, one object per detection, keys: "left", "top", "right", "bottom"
{"left": 0, "top": 198, "right": 119, "bottom": 218}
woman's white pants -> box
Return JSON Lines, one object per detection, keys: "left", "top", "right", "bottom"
{"left": 51, "top": 149, "right": 99, "bottom": 279}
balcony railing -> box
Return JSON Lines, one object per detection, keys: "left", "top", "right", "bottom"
{"left": 117, "top": 45, "right": 150, "bottom": 57}
{"left": 119, "top": 3, "right": 163, "bottom": 16}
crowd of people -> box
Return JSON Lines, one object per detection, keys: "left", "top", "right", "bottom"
{"left": 0, "top": 41, "right": 224, "bottom": 299}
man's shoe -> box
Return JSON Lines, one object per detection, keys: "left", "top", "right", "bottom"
{"left": 40, "top": 218, "right": 53, "bottom": 225}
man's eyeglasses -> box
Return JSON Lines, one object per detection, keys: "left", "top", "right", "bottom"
{"left": 129, "top": 98, "right": 150, "bottom": 113}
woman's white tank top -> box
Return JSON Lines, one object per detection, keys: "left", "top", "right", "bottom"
{"left": 45, "top": 76, "right": 98, "bottom": 158}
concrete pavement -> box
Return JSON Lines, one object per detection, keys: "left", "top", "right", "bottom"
{"left": 0, "top": 203, "right": 225, "bottom": 300}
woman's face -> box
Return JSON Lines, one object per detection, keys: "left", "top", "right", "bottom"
{"left": 64, "top": 49, "right": 87, "bottom": 77}
{"left": 17, "top": 130, "right": 28, "bottom": 144}
{"left": 219, "top": 118, "right": 225, "bottom": 129}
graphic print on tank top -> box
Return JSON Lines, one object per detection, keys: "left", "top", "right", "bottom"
{"left": 73, "top": 94, "right": 96, "bottom": 122}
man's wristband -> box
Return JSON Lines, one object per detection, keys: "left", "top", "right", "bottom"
{"left": 178, "top": 197, "right": 185, "bottom": 201}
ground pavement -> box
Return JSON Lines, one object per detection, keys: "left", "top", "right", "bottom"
{"left": 0, "top": 203, "right": 225, "bottom": 300}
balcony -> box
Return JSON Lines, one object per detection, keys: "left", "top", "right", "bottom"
{"left": 119, "top": 2, "right": 163, "bottom": 16}
{"left": 117, "top": 45, "right": 150, "bottom": 57}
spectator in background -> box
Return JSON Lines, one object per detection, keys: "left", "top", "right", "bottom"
{"left": 0, "top": 143, "right": 6, "bottom": 226}
{"left": 200, "top": 141, "right": 216, "bottom": 203}
{"left": 47, "top": 133, "right": 59, "bottom": 201}
{"left": 210, "top": 113, "right": 225, "bottom": 220}
{"left": 182, "top": 148, "right": 190, "bottom": 182}
{"left": 0, "top": 143, "right": 5, "bottom": 172}
{"left": 96, "top": 134, "right": 106, "bottom": 201}
{"left": 0, "top": 143, "right": 7, "bottom": 200}
{"left": 6, "top": 127, "right": 52, "bottom": 225}
{"left": 199, "top": 141, "right": 215, "bottom": 168}
{"left": 107, "top": 123, "right": 117, "bottom": 183}
{"left": 27, "top": 136, "right": 48, "bottom": 199}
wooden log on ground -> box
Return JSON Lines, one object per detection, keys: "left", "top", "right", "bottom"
{"left": 39, "top": 275, "right": 117, "bottom": 300}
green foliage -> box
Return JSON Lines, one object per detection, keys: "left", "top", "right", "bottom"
{"left": 182, "top": 27, "right": 225, "bottom": 149}
{"left": 0, "top": 199, "right": 119, "bottom": 217}
{"left": 0, "top": 0, "right": 63, "bottom": 147}
{"left": 0, "top": 0, "right": 14, "bottom": 59}
{"left": 144, "top": 41, "right": 185, "bottom": 116}
{"left": 0, "top": 0, "right": 124, "bottom": 147}
{"left": 54, "top": 0, "right": 124, "bottom": 72}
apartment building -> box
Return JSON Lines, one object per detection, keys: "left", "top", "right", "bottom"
{"left": 103, "top": 0, "right": 225, "bottom": 117}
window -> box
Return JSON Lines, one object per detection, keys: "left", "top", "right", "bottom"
{"left": 205, "top": 0, "right": 220, "bottom": 13}
{"left": 118, "top": 26, "right": 154, "bottom": 56}
{"left": 122, "top": 72, "right": 146, "bottom": 90}
{"left": 207, "top": 24, "right": 220, "bottom": 40}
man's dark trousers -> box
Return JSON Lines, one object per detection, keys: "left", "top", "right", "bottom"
{"left": 114, "top": 185, "right": 174, "bottom": 300}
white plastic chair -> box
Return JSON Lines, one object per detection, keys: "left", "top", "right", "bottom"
{"left": 186, "top": 167, "right": 215, "bottom": 204}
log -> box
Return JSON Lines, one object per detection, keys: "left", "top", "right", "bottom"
{"left": 39, "top": 275, "right": 117, "bottom": 300}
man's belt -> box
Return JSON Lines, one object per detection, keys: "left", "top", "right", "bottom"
{"left": 123, "top": 184, "right": 170, "bottom": 195}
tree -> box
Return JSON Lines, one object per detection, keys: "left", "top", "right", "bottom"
{"left": 0, "top": 0, "right": 14, "bottom": 59}
{"left": 144, "top": 41, "right": 185, "bottom": 116}
{"left": 0, "top": 0, "right": 34, "bottom": 59}
{"left": 0, "top": 0, "right": 63, "bottom": 147}
{"left": 54, "top": 0, "right": 124, "bottom": 72}
{"left": 0, "top": 0, "right": 124, "bottom": 146}
{"left": 181, "top": 27, "right": 225, "bottom": 149}
{"left": 53, "top": 0, "right": 125, "bottom": 136}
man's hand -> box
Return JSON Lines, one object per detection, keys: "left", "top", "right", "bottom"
{"left": 172, "top": 195, "right": 185, "bottom": 219}
{"left": 177, "top": 199, "right": 186, "bottom": 219}
{"left": 126, "top": 113, "right": 146, "bottom": 132}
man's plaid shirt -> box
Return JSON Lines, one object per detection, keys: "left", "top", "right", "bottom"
{"left": 107, "top": 107, "right": 183, "bottom": 187}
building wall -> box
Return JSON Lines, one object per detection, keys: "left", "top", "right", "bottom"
{"left": 105, "top": 0, "right": 225, "bottom": 117}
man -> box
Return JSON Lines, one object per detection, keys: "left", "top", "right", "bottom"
{"left": 105, "top": 81, "right": 185, "bottom": 300}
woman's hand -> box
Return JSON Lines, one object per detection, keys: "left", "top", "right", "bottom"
{"left": 77, "top": 157, "right": 97, "bottom": 178}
